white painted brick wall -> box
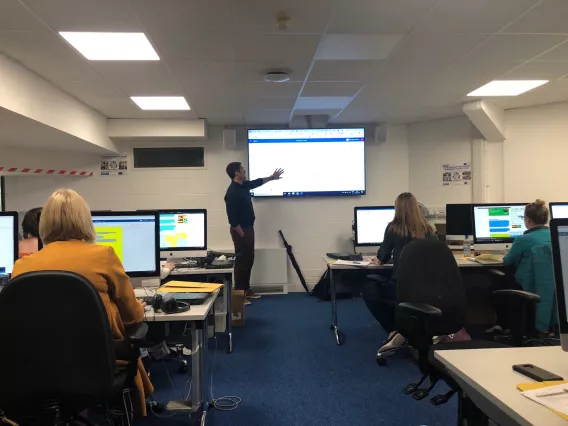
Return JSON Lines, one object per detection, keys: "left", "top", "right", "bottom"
{"left": 4, "top": 125, "right": 410, "bottom": 291}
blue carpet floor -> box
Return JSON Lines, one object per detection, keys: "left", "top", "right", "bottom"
{"left": 138, "top": 293, "right": 457, "bottom": 426}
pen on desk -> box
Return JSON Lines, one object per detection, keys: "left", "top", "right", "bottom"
{"left": 536, "top": 388, "right": 568, "bottom": 398}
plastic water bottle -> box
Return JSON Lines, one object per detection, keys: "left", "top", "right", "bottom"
{"left": 463, "top": 235, "right": 472, "bottom": 258}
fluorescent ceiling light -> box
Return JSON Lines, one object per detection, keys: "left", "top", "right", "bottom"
{"left": 131, "top": 96, "right": 190, "bottom": 110}
{"left": 467, "top": 80, "right": 548, "bottom": 97}
{"left": 59, "top": 32, "right": 159, "bottom": 60}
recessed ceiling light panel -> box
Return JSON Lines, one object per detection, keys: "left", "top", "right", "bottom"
{"left": 131, "top": 96, "right": 190, "bottom": 110}
{"left": 467, "top": 80, "right": 548, "bottom": 97}
{"left": 59, "top": 32, "right": 159, "bottom": 60}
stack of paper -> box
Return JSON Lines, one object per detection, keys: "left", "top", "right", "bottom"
{"left": 157, "top": 281, "right": 223, "bottom": 293}
{"left": 332, "top": 259, "right": 371, "bottom": 267}
{"left": 519, "top": 381, "right": 568, "bottom": 420}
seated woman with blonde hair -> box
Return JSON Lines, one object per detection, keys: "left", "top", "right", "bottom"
{"left": 12, "top": 189, "right": 153, "bottom": 417}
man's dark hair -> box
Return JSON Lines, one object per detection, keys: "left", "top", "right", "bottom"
{"left": 226, "top": 162, "right": 242, "bottom": 179}
{"left": 22, "top": 207, "right": 42, "bottom": 238}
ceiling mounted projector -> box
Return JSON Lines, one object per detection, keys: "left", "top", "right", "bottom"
{"left": 264, "top": 71, "right": 290, "bottom": 83}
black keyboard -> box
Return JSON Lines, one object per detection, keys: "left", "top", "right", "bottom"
{"left": 326, "top": 252, "right": 363, "bottom": 261}
{"left": 204, "top": 263, "right": 233, "bottom": 270}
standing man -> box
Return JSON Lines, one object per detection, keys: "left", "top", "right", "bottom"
{"left": 225, "top": 162, "right": 284, "bottom": 302}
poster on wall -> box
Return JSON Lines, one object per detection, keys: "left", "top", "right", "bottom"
{"left": 100, "top": 156, "right": 128, "bottom": 176}
{"left": 442, "top": 162, "right": 471, "bottom": 186}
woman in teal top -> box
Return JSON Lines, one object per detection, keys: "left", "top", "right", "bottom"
{"left": 503, "top": 199, "right": 555, "bottom": 334}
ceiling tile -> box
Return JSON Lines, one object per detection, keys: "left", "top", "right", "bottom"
{"left": 231, "top": 0, "right": 332, "bottom": 34}
{"left": 501, "top": 61, "right": 568, "bottom": 80}
{"left": 293, "top": 108, "right": 342, "bottom": 116}
{"left": 505, "top": 0, "right": 568, "bottom": 34}
{"left": 465, "top": 34, "right": 568, "bottom": 63}
{"left": 21, "top": 0, "right": 142, "bottom": 31}
{"left": 253, "top": 98, "right": 297, "bottom": 109}
{"left": 92, "top": 62, "right": 180, "bottom": 95}
{"left": 235, "top": 60, "right": 310, "bottom": 82}
{"left": 533, "top": 41, "right": 568, "bottom": 62}
{"left": 295, "top": 96, "right": 354, "bottom": 110}
{"left": 0, "top": 0, "right": 42, "bottom": 31}
{"left": 316, "top": 34, "right": 403, "bottom": 60}
{"left": 151, "top": 31, "right": 238, "bottom": 61}
{"left": 308, "top": 60, "right": 383, "bottom": 82}
{"left": 236, "top": 34, "right": 320, "bottom": 62}
{"left": 416, "top": 0, "right": 538, "bottom": 34}
{"left": 244, "top": 82, "right": 302, "bottom": 98}
{"left": 329, "top": 0, "right": 438, "bottom": 34}
{"left": 491, "top": 79, "right": 568, "bottom": 110}
{"left": 132, "top": 0, "right": 233, "bottom": 35}
{"left": 301, "top": 82, "right": 363, "bottom": 97}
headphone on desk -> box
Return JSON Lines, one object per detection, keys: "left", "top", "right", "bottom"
{"left": 148, "top": 293, "right": 191, "bottom": 314}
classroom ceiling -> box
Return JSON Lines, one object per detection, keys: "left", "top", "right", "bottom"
{"left": 2, "top": 0, "right": 568, "bottom": 125}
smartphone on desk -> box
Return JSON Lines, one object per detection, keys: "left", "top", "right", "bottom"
{"left": 513, "top": 364, "right": 564, "bottom": 382}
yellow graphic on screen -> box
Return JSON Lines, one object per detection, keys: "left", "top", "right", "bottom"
{"left": 95, "top": 227, "right": 123, "bottom": 262}
{"left": 165, "top": 233, "right": 188, "bottom": 247}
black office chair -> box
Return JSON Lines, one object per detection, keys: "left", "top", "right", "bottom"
{"left": 394, "top": 239, "right": 507, "bottom": 406}
{"left": 0, "top": 271, "right": 147, "bottom": 426}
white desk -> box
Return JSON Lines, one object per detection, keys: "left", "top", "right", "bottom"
{"left": 325, "top": 254, "right": 504, "bottom": 345}
{"left": 168, "top": 267, "right": 234, "bottom": 353}
{"left": 135, "top": 288, "right": 218, "bottom": 424}
{"left": 435, "top": 346, "right": 568, "bottom": 426}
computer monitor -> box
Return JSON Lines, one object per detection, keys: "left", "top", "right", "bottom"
{"left": 472, "top": 203, "right": 528, "bottom": 251}
{"left": 354, "top": 206, "right": 395, "bottom": 246}
{"left": 159, "top": 210, "right": 207, "bottom": 259}
{"left": 550, "top": 219, "right": 568, "bottom": 351}
{"left": 0, "top": 212, "right": 18, "bottom": 275}
{"left": 550, "top": 202, "right": 568, "bottom": 219}
{"left": 445, "top": 204, "right": 473, "bottom": 240}
{"left": 91, "top": 211, "right": 159, "bottom": 278}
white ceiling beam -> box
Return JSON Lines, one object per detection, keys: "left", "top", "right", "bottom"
{"left": 0, "top": 53, "right": 118, "bottom": 154}
{"left": 108, "top": 119, "right": 207, "bottom": 138}
{"left": 462, "top": 100, "right": 506, "bottom": 142}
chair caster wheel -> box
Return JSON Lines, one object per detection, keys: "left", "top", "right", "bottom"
{"left": 178, "top": 360, "right": 188, "bottom": 374}
{"left": 376, "top": 355, "right": 387, "bottom": 366}
{"left": 412, "top": 388, "right": 429, "bottom": 400}
{"left": 403, "top": 383, "right": 418, "bottom": 394}
{"left": 430, "top": 394, "right": 451, "bottom": 406}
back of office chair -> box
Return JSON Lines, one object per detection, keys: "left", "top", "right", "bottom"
{"left": 396, "top": 239, "right": 467, "bottom": 337}
{"left": 0, "top": 271, "right": 116, "bottom": 410}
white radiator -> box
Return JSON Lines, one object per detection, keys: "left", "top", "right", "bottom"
{"left": 250, "top": 248, "right": 288, "bottom": 294}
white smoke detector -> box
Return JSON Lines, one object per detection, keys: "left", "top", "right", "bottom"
{"left": 264, "top": 71, "right": 291, "bottom": 83}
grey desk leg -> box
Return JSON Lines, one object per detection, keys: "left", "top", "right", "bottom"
{"left": 225, "top": 273, "right": 233, "bottom": 354}
{"left": 329, "top": 267, "right": 343, "bottom": 346}
{"left": 165, "top": 319, "right": 207, "bottom": 420}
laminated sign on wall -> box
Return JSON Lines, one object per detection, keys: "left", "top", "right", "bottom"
{"left": 100, "top": 156, "right": 128, "bottom": 176}
{"left": 442, "top": 162, "right": 471, "bottom": 186}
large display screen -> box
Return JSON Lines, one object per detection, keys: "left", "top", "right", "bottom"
{"left": 354, "top": 206, "right": 395, "bottom": 246}
{"left": 248, "top": 128, "right": 366, "bottom": 197}
{"left": 473, "top": 204, "right": 527, "bottom": 243}
{"left": 159, "top": 210, "right": 206, "bottom": 250}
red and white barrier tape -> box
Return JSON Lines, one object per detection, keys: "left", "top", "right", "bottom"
{"left": 0, "top": 167, "right": 93, "bottom": 176}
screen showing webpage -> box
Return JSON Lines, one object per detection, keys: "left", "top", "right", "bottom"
{"left": 0, "top": 216, "right": 15, "bottom": 274}
{"left": 552, "top": 204, "right": 568, "bottom": 219}
{"left": 159, "top": 212, "right": 205, "bottom": 249}
{"left": 248, "top": 128, "right": 365, "bottom": 197}
{"left": 557, "top": 226, "right": 568, "bottom": 319}
{"left": 473, "top": 205, "right": 527, "bottom": 242}
{"left": 356, "top": 208, "right": 395, "bottom": 245}
{"left": 93, "top": 215, "right": 156, "bottom": 273}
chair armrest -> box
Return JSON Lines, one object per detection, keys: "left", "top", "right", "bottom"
{"left": 124, "top": 322, "right": 149, "bottom": 342}
{"left": 493, "top": 289, "right": 541, "bottom": 303}
{"left": 488, "top": 268, "right": 506, "bottom": 277}
{"left": 398, "top": 302, "right": 442, "bottom": 317}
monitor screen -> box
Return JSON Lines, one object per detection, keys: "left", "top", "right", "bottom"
{"left": 159, "top": 210, "right": 207, "bottom": 251}
{"left": 550, "top": 203, "right": 568, "bottom": 219}
{"left": 248, "top": 128, "right": 366, "bottom": 197}
{"left": 355, "top": 206, "right": 395, "bottom": 246}
{"left": 446, "top": 204, "right": 473, "bottom": 236}
{"left": 92, "top": 212, "right": 159, "bottom": 277}
{"left": 472, "top": 204, "right": 527, "bottom": 243}
{"left": 0, "top": 213, "right": 17, "bottom": 275}
{"left": 555, "top": 225, "right": 568, "bottom": 322}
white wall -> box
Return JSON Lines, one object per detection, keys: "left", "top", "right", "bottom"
{"left": 4, "top": 125, "right": 410, "bottom": 290}
{"left": 408, "top": 116, "right": 474, "bottom": 207}
{"left": 503, "top": 102, "right": 568, "bottom": 203}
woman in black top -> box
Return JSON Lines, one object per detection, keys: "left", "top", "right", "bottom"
{"left": 362, "top": 192, "right": 435, "bottom": 355}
